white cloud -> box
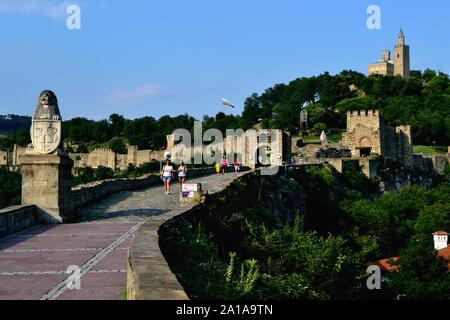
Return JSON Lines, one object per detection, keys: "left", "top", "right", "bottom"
{"left": 0, "top": 0, "right": 79, "bottom": 20}
{"left": 105, "top": 84, "right": 167, "bottom": 104}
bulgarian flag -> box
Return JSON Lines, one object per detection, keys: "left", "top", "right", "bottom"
{"left": 222, "top": 98, "right": 236, "bottom": 109}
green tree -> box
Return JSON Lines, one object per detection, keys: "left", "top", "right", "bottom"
{"left": 0, "top": 167, "right": 21, "bottom": 209}
{"left": 76, "top": 144, "right": 89, "bottom": 154}
{"left": 272, "top": 103, "right": 300, "bottom": 131}
{"left": 109, "top": 114, "right": 125, "bottom": 137}
{"left": 109, "top": 138, "right": 127, "bottom": 154}
{"left": 241, "top": 94, "right": 262, "bottom": 130}
{"left": 312, "top": 123, "right": 327, "bottom": 136}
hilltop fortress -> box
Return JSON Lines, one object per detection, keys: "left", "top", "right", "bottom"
{"left": 368, "top": 29, "right": 410, "bottom": 79}
{"left": 342, "top": 110, "right": 414, "bottom": 169}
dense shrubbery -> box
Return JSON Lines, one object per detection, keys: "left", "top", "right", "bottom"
{"left": 160, "top": 169, "right": 450, "bottom": 300}
{"left": 0, "top": 167, "right": 21, "bottom": 209}
{"left": 0, "top": 130, "right": 31, "bottom": 151}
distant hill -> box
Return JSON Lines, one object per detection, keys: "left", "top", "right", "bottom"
{"left": 0, "top": 115, "right": 31, "bottom": 134}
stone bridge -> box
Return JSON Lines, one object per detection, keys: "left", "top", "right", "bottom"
{"left": 0, "top": 172, "right": 245, "bottom": 300}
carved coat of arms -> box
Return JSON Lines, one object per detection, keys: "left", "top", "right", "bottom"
{"left": 30, "top": 90, "right": 62, "bottom": 154}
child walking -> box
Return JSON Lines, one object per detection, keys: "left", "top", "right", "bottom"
{"left": 215, "top": 162, "right": 221, "bottom": 175}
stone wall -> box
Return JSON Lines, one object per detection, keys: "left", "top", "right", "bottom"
{"left": 168, "top": 129, "right": 291, "bottom": 168}
{"left": 327, "top": 158, "right": 360, "bottom": 174}
{"left": 6, "top": 144, "right": 166, "bottom": 172}
{"left": 72, "top": 167, "right": 216, "bottom": 210}
{"left": 127, "top": 170, "right": 251, "bottom": 300}
{"left": 342, "top": 110, "right": 383, "bottom": 157}
{"left": 72, "top": 175, "right": 160, "bottom": 210}
{"left": 0, "top": 151, "right": 7, "bottom": 165}
{"left": 368, "top": 61, "right": 394, "bottom": 77}
{"left": 431, "top": 155, "right": 449, "bottom": 175}
{"left": 342, "top": 110, "right": 414, "bottom": 169}
{"left": 0, "top": 205, "right": 37, "bottom": 237}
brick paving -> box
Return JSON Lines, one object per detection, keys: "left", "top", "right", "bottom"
{"left": 0, "top": 172, "right": 242, "bottom": 300}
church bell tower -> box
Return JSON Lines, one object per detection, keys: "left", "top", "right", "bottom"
{"left": 394, "top": 28, "right": 410, "bottom": 79}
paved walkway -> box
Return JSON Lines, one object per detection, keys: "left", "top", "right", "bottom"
{"left": 0, "top": 172, "right": 244, "bottom": 300}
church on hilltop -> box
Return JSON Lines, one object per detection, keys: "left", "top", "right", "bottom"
{"left": 368, "top": 29, "right": 410, "bottom": 79}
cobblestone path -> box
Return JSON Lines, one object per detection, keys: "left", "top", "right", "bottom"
{"left": 0, "top": 172, "right": 244, "bottom": 300}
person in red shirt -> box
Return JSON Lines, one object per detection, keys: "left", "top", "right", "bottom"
{"left": 221, "top": 156, "right": 229, "bottom": 175}
{"left": 234, "top": 159, "right": 240, "bottom": 173}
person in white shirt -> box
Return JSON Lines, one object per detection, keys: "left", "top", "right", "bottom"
{"left": 160, "top": 160, "right": 175, "bottom": 195}
{"left": 177, "top": 161, "right": 188, "bottom": 186}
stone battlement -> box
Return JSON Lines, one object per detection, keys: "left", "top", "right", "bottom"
{"left": 348, "top": 110, "right": 380, "bottom": 117}
{"left": 92, "top": 148, "right": 114, "bottom": 153}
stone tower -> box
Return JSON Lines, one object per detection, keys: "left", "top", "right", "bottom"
{"left": 393, "top": 28, "right": 410, "bottom": 79}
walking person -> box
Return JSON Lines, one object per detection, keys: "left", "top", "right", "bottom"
{"left": 215, "top": 162, "right": 221, "bottom": 175}
{"left": 178, "top": 161, "right": 187, "bottom": 186}
{"left": 221, "top": 156, "right": 229, "bottom": 175}
{"left": 160, "top": 159, "right": 175, "bottom": 195}
{"left": 234, "top": 158, "right": 240, "bottom": 173}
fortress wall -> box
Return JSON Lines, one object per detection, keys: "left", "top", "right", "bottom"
{"left": 0, "top": 151, "right": 7, "bottom": 165}
{"left": 431, "top": 155, "right": 449, "bottom": 175}
{"left": 396, "top": 125, "right": 414, "bottom": 169}
{"left": 346, "top": 110, "right": 381, "bottom": 132}
{"left": 116, "top": 154, "right": 128, "bottom": 171}
{"left": 343, "top": 110, "right": 383, "bottom": 157}
{"left": 86, "top": 148, "right": 116, "bottom": 170}
{"left": 71, "top": 153, "right": 90, "bottom": 168}
{"left": 135, "top": 149, "right": 166, "bottom": 166}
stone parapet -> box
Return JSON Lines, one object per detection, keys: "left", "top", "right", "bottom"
{"left": 127, "top": 170, "right": 251, "bottom": 300}
{"left": 72, "top": 167, "right": 216, "bottom": 210}
{"left": 0, "top": 205, "right": 37, "bottom": 237}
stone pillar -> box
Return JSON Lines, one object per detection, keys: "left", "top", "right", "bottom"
{"left": 21, "top": 90, "right": 74, "bottom": 224}
{"left": 21, "top": 152, "right": 74, "bottom": 223}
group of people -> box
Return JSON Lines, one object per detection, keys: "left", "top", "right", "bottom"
{"left": 160, "top": 160, "right": 187, "bottom": 195}
{"left": 161, "top": 156, "right": 241, "bottom": 194}
{"left": 215, "top": 156, "right": 241, "bottom": 175}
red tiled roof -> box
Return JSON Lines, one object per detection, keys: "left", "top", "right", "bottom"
{"left": 375, "top": 245, "right": 450, "bottom": 272}
{"left": 433, "top": 231, "right": 449, "bottom": 236}
{"left": 438, "top": 245, "right": 450, "bottom": 261}
{"left": 374, "top": 257, "right": 399, "bottom": 272}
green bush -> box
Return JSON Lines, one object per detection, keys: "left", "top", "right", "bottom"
{"left": 0, "top": 167, "right": 21, "bottom": 209}
{"left": 312, "top": 123, "right": 327, "bottom": 136}
{"left": 95, "top": 166, "right": 114, "bottom": 181}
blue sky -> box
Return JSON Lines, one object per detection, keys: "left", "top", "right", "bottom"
{"left": 0, "top": 0, "right": 449, "bottom": 120}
